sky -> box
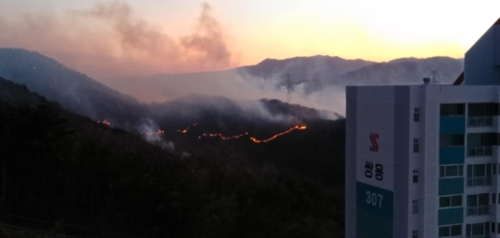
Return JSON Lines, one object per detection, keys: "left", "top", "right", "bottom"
{"left": 0, "top": 0, "right": 499, "bottom": 79}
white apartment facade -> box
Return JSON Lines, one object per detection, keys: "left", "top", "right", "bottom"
{"left": 345, "top": 18, "right": 500, "bottom": 238}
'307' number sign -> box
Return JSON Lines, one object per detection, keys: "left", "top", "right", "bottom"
{"left": 365, "top": 191, "right": 383, "bottom": 208}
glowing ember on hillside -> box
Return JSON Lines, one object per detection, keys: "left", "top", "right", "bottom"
{"left": 140, "top": 129, "right": 165, "bottom": 135}
{"left": 97, "top": 119, "right": 111, "bottom": 126}
{"left": 177, "top": 122, "right": 199, "bottom": 133}
{"left": 250, "top": 125, "right": 307, "bottom": 143}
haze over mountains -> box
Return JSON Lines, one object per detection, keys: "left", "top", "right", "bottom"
{"left": 100, "top": 54, "right": 463, "bottom": 113}
{"left": 0, "top": 48, "right": 463, "bottom": 118}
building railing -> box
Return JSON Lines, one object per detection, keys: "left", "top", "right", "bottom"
{"left": 467, "top": 176, "right": 492, "bottom": 187}
{"left": 466, "top": 235, "right": 490, "bottom": 238}
{"left": 468, "top": 116, "right": 493, "bottom": 127}
{"left": 467, "top": 146, "right": 492, "bottom": 157}
{"left": 466, "top": 205, "right": 490, "bottom": 216}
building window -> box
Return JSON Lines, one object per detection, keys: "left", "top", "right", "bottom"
{"left": 413, "top": 138, "right": 419, "bottom": 153}
{"left": 439, "top": 165, "right": 463, "bottom": 178}
{"left": 494, "top": 164, "right": 497, "bottom": 175}
{"left": 467, "top": 164, "right": 492, "bottom": 187}
{"left": 493, "top": 222, "right": 496, "bottom": 233}
{"left": 466, "top": 222, "right": 489, "bottom": 237}
{"left": 467, "top": 133, "right": 496, "bottom": 157}
{"left": 439, "top": 134, "right": 464, "bottom": 148}
{"left": 439, "top": 224, "right": 462, "bottom": 237}
{"left": 413, "top": 170, "right": 418, "bottom": 183}
{"left": 440, "top": 103, "right": 465, "bottom": 117}
{"left": 466, "top": 193, "right": 489, "bottom": 216}
{"left": 439, "top": 195, "right": 462, "bottom": 208}
{"left": 414, "top": 108, "right": 420, "bottom": 122}
{"left": 493, "top": 193, "right": 496, "bottom": 204}
{"left": 412, "top": 229, "right": 418, "bottom": 238}
{"left": 468, "top": 103, "right": 497, "bottom": 127}
{"left": 412, "top": 200, "right": 419, "bottom": 214}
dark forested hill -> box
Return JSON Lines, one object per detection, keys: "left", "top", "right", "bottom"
{"left": 0, "top": 48, "right": 148, "bottom": 130}
{"left": 0, "top": 75, "right": 345, "bottom": 237}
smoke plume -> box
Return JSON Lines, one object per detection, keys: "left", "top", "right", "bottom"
{"left": 0, "top": 2, "right": 237, "bottom": 79}
{"left": 139, "top": 118, "right": 175, "bottom": 152}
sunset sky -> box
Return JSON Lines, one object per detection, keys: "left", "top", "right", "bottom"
{"left": 1, "top": 0, "right": 499, "bottom": 78}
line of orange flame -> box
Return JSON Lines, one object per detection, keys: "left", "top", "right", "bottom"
{"left": 140, "top": 129, "right": 165, "bottom": 135}
{"left": 96, "top": 120, "right": 305, "bottom": 144}
{"left": 249, "top": 125, "right": 307, "bottom": 143}
{"left": 196, "top": 125, "right": 307, "bottom": 143}
{"left": 177, "top": 122, "right": 199, "bottom": 133}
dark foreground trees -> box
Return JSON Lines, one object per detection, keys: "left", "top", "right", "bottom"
{"left": 0, "top": 80, "right": 345, "bottom": 237}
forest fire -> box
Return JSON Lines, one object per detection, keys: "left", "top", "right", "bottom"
{"left": 140, "top": 129, "right": 165, "bottom": 135}
{"left": 249, "top": 125, "right": 307, "bottom": 143}
{"left": 195, "top": 125, "right": 307, "bottom": 143}
{"left": 97, "top": 119, "right": 111, "bottom": 126}
{"left": 177, "top": 122, "right": 198, "bottom": 133}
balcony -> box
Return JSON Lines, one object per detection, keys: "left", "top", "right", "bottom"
{"left": 466, "top": 205, "right": 490, "bottom": 216}
{"left": 468, "top": 116, "right": 493, "bottom": 127}
{"left": 467, "top": 176, "right": 492, "bottom": 187}
{"left": 467, "top": 146, "right": 492, "bottom": 157}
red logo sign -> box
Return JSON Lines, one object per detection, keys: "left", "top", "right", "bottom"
{"left": 369, "top": 133, "right": 379, "bottom": 152}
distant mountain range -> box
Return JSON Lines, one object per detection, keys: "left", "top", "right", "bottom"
{"left": 100, "top": 55, "right": 463, "bottom": 103}
{"left": 241, "top": 55, "right": 374, "bottom": 80}
{"left": 0, "top": 48, "right": 464, "bottom": 124}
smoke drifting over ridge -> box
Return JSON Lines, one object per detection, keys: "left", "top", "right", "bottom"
{"left": 0, "top": 2, "right": 237, "bottom": 79}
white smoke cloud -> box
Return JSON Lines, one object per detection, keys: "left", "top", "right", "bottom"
{"left": 139, "top": 118, "right": 175, "bottom": 152}
{"left": 0, "top": 2, "right": 238, "bottom": 79}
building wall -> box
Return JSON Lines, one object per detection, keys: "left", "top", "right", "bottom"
{"left": 345, "top": 86, "right": 357, "bottom": 238}
{"left": 393, "top": 86, "right": 411, "bottom": 237}
{"left": 464, "top": 24, "right": 500, "bottom": 85}
{"left": 346, "top": 86, "right": 407, "bottom": 238}
{"left": 346, "top": 84, "right": 500, "bottom": 238}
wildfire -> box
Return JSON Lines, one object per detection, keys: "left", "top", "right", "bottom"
{"left": 140, "top": 129, "right": 165, "bottom": 135}
{"left": 197, "top": 125, "right": 307, "bottom": 143}
{"left": 249, "top": 125, "right": 307, "bottom": 143}
{"left": 97, "top": 119, "right": 111, "bottom": 126}
{"left": 177, "top": 122, "right": 199, "bottom": 133}
{"left": 198, "top": 132, "right": 249, "bottom": 140}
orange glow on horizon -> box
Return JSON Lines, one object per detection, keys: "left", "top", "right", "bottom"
{"left": 2, "top": 0, "right": 500, "bottom": 78}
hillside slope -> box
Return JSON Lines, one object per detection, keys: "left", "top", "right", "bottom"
{"left": 0, "top": 48, "right": 148, "bottom": 130}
